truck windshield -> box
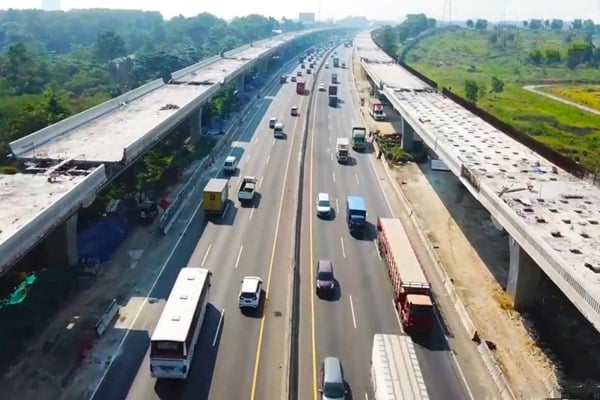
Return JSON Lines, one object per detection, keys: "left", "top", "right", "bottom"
{"left": 318, "top": 200, "right": 330, "bottom": 208}
{"left": 317, "top": 271, "right": 333, "bottom": 281}
{"left": 323, "top": 382, "right": 345, "bottom": 398}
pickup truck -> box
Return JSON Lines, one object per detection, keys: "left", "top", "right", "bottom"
{"left": 238, "top": 176, "right": 258, "bottom": 205}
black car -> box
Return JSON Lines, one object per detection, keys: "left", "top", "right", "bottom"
{"left": 138, "top": 200, "right": 158, "bottom": 223}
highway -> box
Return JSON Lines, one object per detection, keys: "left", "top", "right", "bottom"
{"left": 90, "top": 48, "right": 325, "bottom": 400}
{"left": 297, "top": 44, "right": 470, "bottom": 400}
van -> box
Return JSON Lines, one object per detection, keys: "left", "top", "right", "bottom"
{"left": 274, "top": 122, "right": 284, "bottom": 138}
{"left": 223, "top": 155, "right": 237, "bottom": 175}
{"left": 316, "top": 259, "right": 335, "bottom": 295}
{"left": 239, "top": 276, "right": 262, "bottom": 309}
{"left": 319, "top": 357, "right": 347, "bottom": 400}
{"left": 269, "top": 117, "right": 277, "bottom": 128}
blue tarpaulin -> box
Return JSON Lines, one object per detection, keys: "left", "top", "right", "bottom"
{"left": 77, "top": 219, "right": 128, "bottom": 263}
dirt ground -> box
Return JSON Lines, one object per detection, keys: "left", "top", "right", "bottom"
{"left": 353, "top": 60, "right": 560, "bottom": 398}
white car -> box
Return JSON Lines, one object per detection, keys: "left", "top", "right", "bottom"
{"left": 316, "top": 192, "right": 332, "bottom": 218}
{"left": 319, "top": 83, "right": 325, "bottom": 91}
{"left": 239, "top": 276, "right": 262, "bottom": 309}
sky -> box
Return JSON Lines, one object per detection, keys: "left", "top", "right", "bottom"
{"left": 3, "top": 0, "right": 600, "bottom": 22}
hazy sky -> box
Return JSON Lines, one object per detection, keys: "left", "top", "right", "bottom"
{"left": 3, "top": 0, "right": 600, "bottom": 22}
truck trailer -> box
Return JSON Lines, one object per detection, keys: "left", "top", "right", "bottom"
{"left": 328, "top": 85, "right": 338, "bottom": 107}
{"left": 376, "top": 218, "right": 434, "bottom": 334}
{"left": 203, "top": 178, "right": 229, "bottom": 216}
{"left": 331, "top": 73, "right": 338, "bottom": 84}
{"left": 296, "top": 80, "right": 306, "bottom": 95}
{"left": 371, "top": 334, "right": 430, "bottom": 400}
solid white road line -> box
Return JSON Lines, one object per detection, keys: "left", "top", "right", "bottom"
{"left": 340, "top": 237, "right": 346, "bottom": 258}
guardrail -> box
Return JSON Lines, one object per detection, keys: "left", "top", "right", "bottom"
{"left": 158, "top": 54, "right": 304, "bottom": 235}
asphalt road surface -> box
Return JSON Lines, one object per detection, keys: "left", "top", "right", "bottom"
{"left": 297, "top": 44, "right": 471, "bottom": 400}
{"left": 90, "top": 49, "right": 327, "bottom": 400}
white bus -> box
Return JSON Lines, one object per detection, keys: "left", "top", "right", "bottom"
{"left": 150, "top": 267, "right": 212, "bottom": 379}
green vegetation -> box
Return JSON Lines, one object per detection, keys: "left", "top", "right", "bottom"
{"left": 376, "top": 136, "right": 413, "bottom": 164}
{"left": 540, "top": 85, "right": 600, "bottom": 110}
{"left": 375, "top": 17, "right": 600, "bottom": 170}
{"left": 0, "top": 9, "right": 304, "bottom": 191}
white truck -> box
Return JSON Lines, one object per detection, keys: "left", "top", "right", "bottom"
{"left": 223, "top": 155, "right": 237, "bottom": 175}
{"left": 336, "top": 138, "right": 350, "bottom": 163}
{"left": 371, "top": 334, "right": 430, "bottom": 400}
{"left": 237, "top": 176, "right": 257, "bottom": 205}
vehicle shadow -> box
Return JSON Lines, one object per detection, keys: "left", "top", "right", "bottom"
{"left": 252, "top": 192, "right": 262, "bottom": 209}
{"left": 155, "top": 304, "right": 224, "bottom": 400}
{"left": 240, "top": 289, "right": 266, "bottom": 319}
{"left": 316, "top": 279, "right": 341, "bottom": 302}
{"left": 350, "top": 221, "right": 377, "bottom": 241}
{"left": 317, "top": 208, "right": 336, "bottom": 221}
{"left": 339, "top": 157, "right": 357, "bottom": 166}
{"left": 275, "top": 133, "right": 288, "bottom": 140}
{"left": 206, "top": 200, "right": 237, "bottom": 226}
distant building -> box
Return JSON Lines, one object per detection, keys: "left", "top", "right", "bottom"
{"left": 299, "top": 12, "right": 316, "bottom": 23}
{"left": 41, "top": 0, "right": 60, "bottom": 11}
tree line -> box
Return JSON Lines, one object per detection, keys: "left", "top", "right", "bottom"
{"left": 0, "top": 9, "right": 304, "bottom": 165}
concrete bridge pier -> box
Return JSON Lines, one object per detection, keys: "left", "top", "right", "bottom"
{"left": 506, "top": 235, "right": 543, "bottom": 311}
{"left": 44, "top": 213, "right": 78, "bottom": 267}
{"left": 235, "top": 74, "right": 245, "bottom": 92}
{"left": 402, "top": 119, "right": 415, "bottom": 151}
{"left": 189, "top": 104, "right": 203, "bottom": 143}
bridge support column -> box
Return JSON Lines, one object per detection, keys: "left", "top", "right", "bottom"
{"left": 236, "top": 75, "right": 245, "bottom": 92}
{"left": 44, "top": 213, "right": 78, "bottom": 267}
{"left": 189, "top": 105, "right": 203, "bottom": 143}
{"left": 402, "top": 120, "right": 415, "bottom": 151}
{"left": 506, "top": 235, "right": 542, "bottom": 311}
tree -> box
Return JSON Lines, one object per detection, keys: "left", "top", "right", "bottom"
{"left": 464, "top": 80, "right": 479, "bottom": 103}
{"left": 544, "top": 19, "right": 550, "bottom": 29}
{"left": 94, "top": 31, "right": 126, "bottom": 62}
{"left": 522, "top": 20, "right": 528, "bottom": 28}
{"left": 491, "top": 77, "right": 504, "bottom": 94}
{"left": 529, "top": 19, "right": 543, "bottom": 30}
{"left": 528, "top": 49, "right": 543, "bottom": 65}
{"left": 378, "top": 25, "right": 397, "bottom": 55}
{"left": 550, "top": 19, "right": 563, "bottom": 30}
{"left": 474, "top": 19, "right": 488, "bottom": 30}
{"left": 545, "top": 49, "right": 561, "bottom": 64}
{"left": 571, "top": 19, "right": 583, "bottom": 30}
{"left": 582, "top": 19, "right": 596, "bottom": 36}
{"left": 466, "top": 19, "right": 474, "bottom": 29}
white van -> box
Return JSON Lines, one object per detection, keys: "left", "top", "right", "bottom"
{"left": 223, "top": 155, "right": 237, "bottom": 174}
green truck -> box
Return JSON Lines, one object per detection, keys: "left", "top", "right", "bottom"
{"left": 351, "top": 127, "right": 367, "bottom": 151}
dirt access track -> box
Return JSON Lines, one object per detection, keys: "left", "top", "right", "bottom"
{"left": 353, "top": 64, "right": 560, "bottom": 398}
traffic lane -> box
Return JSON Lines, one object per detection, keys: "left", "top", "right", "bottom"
{"left": 127, "top": 67, "right": 309, "bottom": 400}
{"left": 123, "top": 84, "right": 298, "bottom": 400}
{"left": 310, "top": 106, "right": 385, "bottom": 399}
{"left": 250, "top": 70, "right": 316, "bottom": 400}
{"left": 194, "top": 83, "right": 311, "bottom": 400}
{"left": 330, "top": 96, "right": 470, "bottom": 399}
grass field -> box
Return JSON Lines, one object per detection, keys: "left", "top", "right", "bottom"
{"left": 538, "top": 85, "right": 600, "bottom": 111}
{"left": 404, "top": 28, "right": 600, "bottom": 171}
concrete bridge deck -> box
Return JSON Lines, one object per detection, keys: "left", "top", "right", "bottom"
{"left": 355, "top": 31, "right": 600, "bottom": 332}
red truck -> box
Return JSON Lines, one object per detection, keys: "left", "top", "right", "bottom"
{"left": 296, "top": 80, "right": 305, "bottom": 95}
{"left": 377, "top": 217, "right": 434, "bottom": 335}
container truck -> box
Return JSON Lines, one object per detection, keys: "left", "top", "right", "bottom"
{"left": 279, "top": 74, "right": 287, "bottom": 83}
{"left": 333, "top": 57, "right": 340, "bottom": 67}
{"left": 376, "top": 217, "right": 434, "bottom": 334}
{"left": 336, "top": 137, "right": 350, "bottom": 163}
{"left": 296, "top": 80, "right": 306, "bottom": 95}
{"left": 331, "top": 73, "right": 338, "bottom": 84}
{"left": 346, "top": 196, "right": 367, "bottom": 235}
{"left": 237, "top": 176, "right": 257, "bottom": 206}
{"left": 351, "top": 127, "right": 367, "bottom": 151}
{"left": 371, "top": 334, "right": 430, "bottom": 400}
{"left": 370, "top": 101, "right": 386, "bottom": 121}
{"left": 328, "top": 85, "right": 338, "bottom": 107}
{"left": 203, "top": 178, "right": 229, "bottom": 216}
